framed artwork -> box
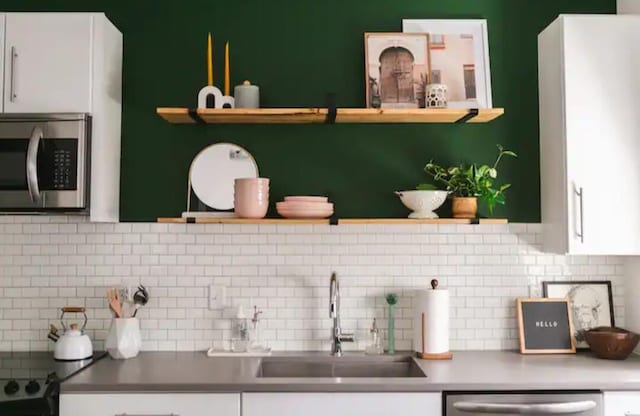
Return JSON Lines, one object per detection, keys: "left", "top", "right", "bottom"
{"left": 543, "top": 281, "right": 615, "bottom": 349}
{"left": 516, "top": 298, "right": 576, "bottom": 354}
{"left": 402, "top": 19, "right": 492, "bottom": 109}
{"left": 364, "top": 32, "right": 431, "bottom": 109}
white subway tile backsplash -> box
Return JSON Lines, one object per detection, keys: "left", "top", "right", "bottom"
{"left": 0, "top": 217, "right": 626, "bottom": 352}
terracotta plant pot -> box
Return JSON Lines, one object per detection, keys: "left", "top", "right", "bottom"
{"left": 452, "top": 197, "right": 478, "bottom": 219}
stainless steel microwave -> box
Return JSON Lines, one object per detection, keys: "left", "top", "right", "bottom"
{"left": 0, "top": 114, "right": 90, "bottom": 212}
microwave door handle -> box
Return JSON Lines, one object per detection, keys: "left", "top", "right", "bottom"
{"left": 453, "top": 401, "right": 597, "bottom": 415}
{"left": 26, "top": 126, "right": 43, "bottom": 204}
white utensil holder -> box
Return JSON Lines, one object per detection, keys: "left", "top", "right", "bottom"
{"left": 106, "top": 318, "right": 141, "bottom": 359}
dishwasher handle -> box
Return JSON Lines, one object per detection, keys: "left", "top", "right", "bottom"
{"left": 453, "top": 400, "right": 597, "bottom": 415}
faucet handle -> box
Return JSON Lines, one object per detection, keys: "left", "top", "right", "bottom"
{"left": 252, "top": 305, "right": 263, "bottom": 324}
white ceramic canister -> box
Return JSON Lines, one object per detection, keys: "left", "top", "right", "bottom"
{"left": 106, "top": 318, "right": 142, "bottom": 359}
{"left": 234, "top": 80, "right": 260, "bottom": 108}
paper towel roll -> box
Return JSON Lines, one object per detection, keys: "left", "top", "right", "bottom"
{"left": 413, "top": 289, "right": 449, "bottom": 354}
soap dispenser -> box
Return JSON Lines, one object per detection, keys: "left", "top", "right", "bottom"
{"left": 365, "top": 318, "right": 383, "bottom": 355}
{"left": 231, "top": 305, "right": 250, "bottom": 352}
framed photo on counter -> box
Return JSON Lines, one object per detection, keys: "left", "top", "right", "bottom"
{"left": 516, "top": 298, "right": 576, "bottom": 354}
{"left": 543, "top": 280, "right": 614, "bottom": 349}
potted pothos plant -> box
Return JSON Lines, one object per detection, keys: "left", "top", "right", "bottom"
{"left": 418, "top": 145, "right": 517, "bottom": 218}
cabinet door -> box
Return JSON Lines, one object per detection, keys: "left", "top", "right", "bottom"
{"left": 3, "top": 13, "right": 92, "bottom": 113}
{"left": 563, "top": 16, "right": 640, "bottom": 254}
{"left": 59, "top": 393, "right": 241, "bottom": 416}
{"left": 242, "top": 392, "right": 442, "bottom": 416}
{"left": 0, "top": 14, "right": 5, "bottom": 112}
{"left": 604, "top": 391, "right": 640, "bottom": 416}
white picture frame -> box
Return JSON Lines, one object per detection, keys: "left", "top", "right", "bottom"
{"left": 402, "top": 19, "right": 492, "bottom": 109}
{"left": 543, "top": 281, "right": 615, "bottom": 349}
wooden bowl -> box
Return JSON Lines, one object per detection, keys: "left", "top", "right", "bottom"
{"left": 584, "top": 327, "right": 640, "bottom": 360}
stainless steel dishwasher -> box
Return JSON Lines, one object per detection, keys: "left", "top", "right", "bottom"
{"left": 446, "top": 393, "right": 603, "bottom": 416}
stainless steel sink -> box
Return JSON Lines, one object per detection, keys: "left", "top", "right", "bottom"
{"left": 256, "top": 356, "right": 426, "bottom": 378}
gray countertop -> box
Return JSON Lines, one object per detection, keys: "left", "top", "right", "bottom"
{"left": 61, "top": 351, "right": 640, "bottom": 393}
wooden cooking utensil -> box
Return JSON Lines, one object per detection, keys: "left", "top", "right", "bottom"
{"left": 107, "top": 288, "right": 122, "bottom": 318}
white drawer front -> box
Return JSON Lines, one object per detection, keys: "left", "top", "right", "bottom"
{"left": 242, "top": 392, "right": 442, "bottom": 416}
{"left": 60, "top": 393, "right": 240, "bottom": 416}
{"left": 604, "top": 392, "right": 640, "bottom": 416}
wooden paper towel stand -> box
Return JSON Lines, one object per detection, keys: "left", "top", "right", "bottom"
{"left": 417, "top": 312, "right": 453, "bottom": 360}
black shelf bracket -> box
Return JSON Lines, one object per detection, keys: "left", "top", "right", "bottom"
{"left": 455, "top": 108, "right": 479, "bottom": 123}
{"left": 329, "top": 215, "right": 339, "bottom": 226}
{"left": 188, "top": 108, "right": 206, "bottom": 124}
{"left": 325, "top": 93, "right": 337, "bottom": 124}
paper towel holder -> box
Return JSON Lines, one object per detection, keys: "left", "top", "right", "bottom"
{"left": 417, "top": 311, "right": 453, "bottom": 360}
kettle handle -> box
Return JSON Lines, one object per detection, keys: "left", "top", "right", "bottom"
{"left": 62, "top": 306, "right": 85, "bottom": 313}
{"left": 60, "top": 306, "right": 88, "bottom": 332}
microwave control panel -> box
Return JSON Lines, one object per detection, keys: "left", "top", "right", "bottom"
{"left": 53, "top": 149, "right": 73, "bottom": 189}
{"left": 40, "top": 139, "right": 78, "bottom": 191}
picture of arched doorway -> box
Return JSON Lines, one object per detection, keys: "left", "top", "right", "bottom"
{"left": 379, "top": 47, "right": 415, "bottom": 105}
{"left": 365, "top": 33, "right": 430, "bottom": 109}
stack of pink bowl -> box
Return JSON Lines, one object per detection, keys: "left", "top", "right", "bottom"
{"left": 276, "top": 196, "right": 334, "bottom": 219}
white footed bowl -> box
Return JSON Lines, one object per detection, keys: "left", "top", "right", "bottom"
{"left": 395, "top": 190, "right": 448, "bottom": 219}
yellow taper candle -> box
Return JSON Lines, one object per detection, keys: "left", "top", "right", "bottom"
{"left": 207, "top": 33, "right": 213, "bottom": 86}
{"left": 224, "top": 41, "right": 230, "bottom": 96}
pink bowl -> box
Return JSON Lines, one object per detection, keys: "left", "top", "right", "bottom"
{"left": 284, "top": 196, "right": 328, "bottom": 203}
{"left": 277, "top": 208, "right": 334, "bottom": 219}
{"left": 235, "top": 178, "right": 270, "bottom": 186}
{"left": 276, "top": 201, "right": 334, "bottom": 211}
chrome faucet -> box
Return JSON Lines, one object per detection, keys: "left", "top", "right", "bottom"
{"left": 329, "top": 272, "right": 354, "bottom": 356}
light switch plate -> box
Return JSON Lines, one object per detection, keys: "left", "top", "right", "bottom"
{"left": 209, "top": 285, "right": 226, "bottom": 310}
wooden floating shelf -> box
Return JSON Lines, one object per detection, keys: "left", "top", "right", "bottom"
{"left": 157, "top": 217, "right": 328, "bottom": 224}
{"left": 157, "top": 217, "right": 507, "bottom": 225}
{"left": 338, "top": 218, "right": 508, "bottom": 225}
{"left": 156, "top": 107, "right": 504, "bottom": 124}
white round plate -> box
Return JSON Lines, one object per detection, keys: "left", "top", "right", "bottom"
{"left": 189, "top": 143, "right": 259, "bottom": 210}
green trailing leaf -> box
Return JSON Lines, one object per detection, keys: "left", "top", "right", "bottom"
{"left": 420, "top": 145, "right": 517, "bottom": 216}
{"left": 416, "top": 183, "right": 438, "bottom": 190}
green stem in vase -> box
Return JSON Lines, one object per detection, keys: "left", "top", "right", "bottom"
{"left": 385, "top": 293, "right": 398, "bottom": 354}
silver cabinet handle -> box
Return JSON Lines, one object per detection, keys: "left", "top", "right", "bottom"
{"left": 624, "top": 413, "right": 640, "bottom": 416}
{"left": 26, "top": 126, "right": 43, "bottom": 204}
{"left": 574, "top": 185, "right": 584, "bottom": 243}
{"left": 9, "top": 46, "right": 17, "bottom": 102}
{"left": 453, "top": 401, "right": 597, "bottom": 415}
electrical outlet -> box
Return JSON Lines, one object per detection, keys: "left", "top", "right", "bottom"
{"left": 209, "top": 285, "right": 226, "bottom": 310}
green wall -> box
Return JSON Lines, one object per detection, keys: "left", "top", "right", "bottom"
{"left": 4, "top": 1, "right": 616, "bottom": 221}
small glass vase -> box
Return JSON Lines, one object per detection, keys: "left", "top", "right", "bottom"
{"left": 387, "top": 304, "right": 395, "bottom": 354}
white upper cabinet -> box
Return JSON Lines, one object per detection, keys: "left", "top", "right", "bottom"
{"left": 2, "top": 13, "right": 94, "bottom": 113}
{"left": 539, "top": 15, "right": 640, "bottom": 255}
{"left": 618, "top": 0, "right": 640, "bottom": 14}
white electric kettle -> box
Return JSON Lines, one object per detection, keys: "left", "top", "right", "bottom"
{"left": 49, "top": 307, "right": 93, "bottom": 361}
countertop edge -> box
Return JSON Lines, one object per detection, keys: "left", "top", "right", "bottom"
{"left": 60, "top": 382, "right": 640, "bottom": 394}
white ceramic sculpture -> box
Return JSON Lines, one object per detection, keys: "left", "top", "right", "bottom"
{"left": 426, "top": 84, "right": 448, "bottom": 108}
{"left": 197, "top": 85, "right": 235, "bottom": 109}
